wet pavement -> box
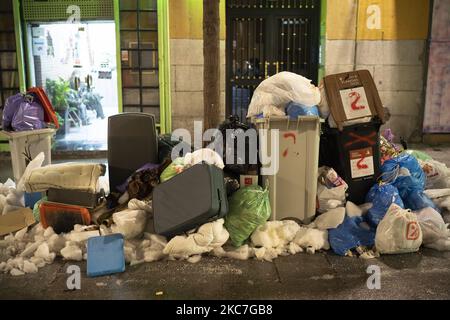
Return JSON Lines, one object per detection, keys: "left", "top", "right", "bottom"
{"left": 0, "top": 249, "right": 449, "bottom": 300}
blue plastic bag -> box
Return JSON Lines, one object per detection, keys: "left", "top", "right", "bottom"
{"left": 381, "top": 153, "right": 425, "bottom": 190}
{"left": 328, "top": 216, "right": 376, "bottom": 256}
{"left": 365, "top": 183, "right": 404, "bottom": 227}
{"left": 380, "top": 154, "right": 437, "bottom": 211}
{"left": 285, "top": 101, "right": 319, "bottom": 119}
{"left": 403, "top": 189, "right": 439, "bottom": 212}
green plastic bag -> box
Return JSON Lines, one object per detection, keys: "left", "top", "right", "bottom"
{"left": 405, "top": 150, "right": 433, "bottom": 162}
{"left": 225, "top": 185, "right": 271, "bottom": 247}
{"left": 33, "top": 196, "right": 47, "bottom": 222}
{"left": 160, "top": 157, "right": 186, "bottom": 183}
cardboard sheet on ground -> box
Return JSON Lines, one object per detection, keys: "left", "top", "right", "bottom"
{"left": 0, "top": 208, "right": 35, "bottom": 236}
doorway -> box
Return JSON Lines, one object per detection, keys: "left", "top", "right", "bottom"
{"left": 226, "top": 0, "right": 321, "bottom": 120}
{"left": 25, "top": 21, "right": 118, "bottom": 151}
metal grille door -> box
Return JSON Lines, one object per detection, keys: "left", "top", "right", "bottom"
{"left": 226, "top": 0, "right": 320, "bottom": 120}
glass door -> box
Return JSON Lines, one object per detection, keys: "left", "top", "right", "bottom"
{"left": 26, "top": 21, "right": 119, "bottom": 151}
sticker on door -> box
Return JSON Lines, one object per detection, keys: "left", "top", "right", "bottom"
{"left": 349, "top": 147, "right": 374, "bottom": 179}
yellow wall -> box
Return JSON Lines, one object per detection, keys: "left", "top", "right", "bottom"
{"left": 169, "top": 0, "right": 226, "bottom": 39}
{"left": 327, "top": 0, "right": 430, "bottom": 40}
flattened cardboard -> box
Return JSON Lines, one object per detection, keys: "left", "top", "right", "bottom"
{"left": 0, "top": 208, "right": 36, "bottom": 236}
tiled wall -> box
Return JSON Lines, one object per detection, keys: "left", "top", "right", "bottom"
{"left": 168, "top": 0, "right": 431, "bottom": 140}
{"left": 324, "top": 0, "right": 430, "bottom": 141}
{"left": 169, "top": 0, "right": 226, "bottom": 134}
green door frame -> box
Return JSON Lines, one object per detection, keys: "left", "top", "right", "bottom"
{"left": 113, "top": 0, "right": 123, "bottom": 114}
{"left": 12, "top": 0, "right": 26, "bottom": 92}
{"left": 157, "top": 0, "right": 171, "bottom": 134}
{"left": 112, "top": 0, "right": 173, "bottom": 133}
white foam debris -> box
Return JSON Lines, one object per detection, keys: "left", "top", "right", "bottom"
{"left": 312, "top": 207, "right": 345, "bottom": 230}
{"left": 294, "top": 227, "right": 330, "bottom": 252}
{"left": 14, "top": 227, "right": 28, "bottom": 241}
{"left": 43, "top": 227, "right": 56, "bottom": 238}
{"left": 65, "top": 230, "right": 100, "bottom": 242}
{"left": 251, "top": 220, "right": 300, "bottom": 248}
{"left": 187, "top": 255, "right": 202, "bottom": 264}
{"left": 23, "top": 260, "right": 38, "bottom": 273}
{"left": 20, "top": 241, "right": 44, "bottom": 258}
{"left": 10, "top": 268, "right": 25, "bottom": 276}
{"left": 61, "top": 243, "right": 83, "bottom": 261}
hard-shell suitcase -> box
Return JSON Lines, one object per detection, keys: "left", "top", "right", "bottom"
{"left": 153, "top": 163, "right": 228, "bottom": 237}
{"left": 108, "top": 113, "right": 158, "bottom": 193}
{"left": 47, "top": 188, "right": 104, "bottom": 208}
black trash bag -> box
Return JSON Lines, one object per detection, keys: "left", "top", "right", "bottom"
{"left": 158, "top": 133, "right": 192, "bottom": 164}
{"left": 215, "top": 115, "right": 259, "bottom": 176}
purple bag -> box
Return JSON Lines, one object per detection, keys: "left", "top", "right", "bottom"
{"left": 2, "top": 93, "right": 27, "bottom": 130}
{"left": 11, "top": 100, "right": 45, "bottom": 131}
{"left": 2, "top": 93, "right": 45, "bottom": 131}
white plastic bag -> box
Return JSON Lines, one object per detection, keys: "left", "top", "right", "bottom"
{"left": 375, "top": 203, "right": 422, "bottom": 254}
{"left": 420, "top": 160, "right": 450, "bottom": 189}
{"left": 111, "top": 209, "right": 147, "bottom": 239}
{"left": 317, "top": 184, "right": 347, "bottom": 213}
{"left": 311, "top": 207, "right": 345, "bottom": 230}
{"left": 318, "top": 83, "right": 330, "bottom": 118}
{"left": 247, "top": 72, "right": 320, "bottom": 118}
{"left": 184, "top": 148, "right": 224, "bottom": 169}
{"left": 415, "top": 207, "right": 450, "bottom": 245}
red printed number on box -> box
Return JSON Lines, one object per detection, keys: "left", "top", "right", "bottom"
{"left": 339, "top": 87, "right": 372, "bottom": 120}
{"left": 349, "top": 147, "right": 374, "bottom": 179}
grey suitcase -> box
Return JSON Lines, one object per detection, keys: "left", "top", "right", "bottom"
{"left": 108, "top": 113, "right": 158, "bottom": 193}
{"left": 153, "top": 163, "right": 228, "bottom": 237}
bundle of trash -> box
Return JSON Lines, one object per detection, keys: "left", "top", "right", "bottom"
{"left": 2, "top": 88, "right": 59, "bottom": 132}
{"left": 2, "top": 69, "right": 450, "bottom": 280}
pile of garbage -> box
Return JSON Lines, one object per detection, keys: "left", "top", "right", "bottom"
{"left": 1, "top": 70, "right": 450, "bottom": 278}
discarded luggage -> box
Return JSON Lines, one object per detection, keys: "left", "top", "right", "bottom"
{"left": 47, "top": 188, "right": 104, "bottom": 208}
{"left": 108, "top": 113, "right": 158, "bottom": 193}
{"left": 153, "top": 163, "right": 228, "bottom": 238}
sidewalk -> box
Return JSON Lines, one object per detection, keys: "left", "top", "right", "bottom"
{"left": 0, "top": 144, "right": 449, "bottom": 299}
